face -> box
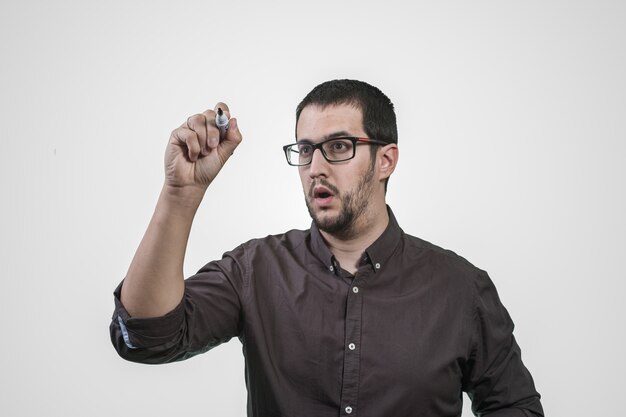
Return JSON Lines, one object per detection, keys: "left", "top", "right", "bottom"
{"left": 296, "top": 104, "right": 379, "bottom": 238}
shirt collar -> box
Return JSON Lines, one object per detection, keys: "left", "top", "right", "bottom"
{"left": 310, "top": 218, "right": 337, "bottom": 273}
{"left": 363, "top": 206, "right": 403, "bottom": 273}
{"left": 309, "top": 206, "right": 403, "bottom": 275}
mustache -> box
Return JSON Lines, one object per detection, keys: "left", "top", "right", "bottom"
{"left": 308, "top": 179, "right": 340, "bottom": 198}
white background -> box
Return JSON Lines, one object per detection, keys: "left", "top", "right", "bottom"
{"left": 1, "top": 1, "right": 624, "bottom": 416}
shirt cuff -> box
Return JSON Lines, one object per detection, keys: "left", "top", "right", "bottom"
{"left": 112, "top": 281, "right": 185, "bottom": 349}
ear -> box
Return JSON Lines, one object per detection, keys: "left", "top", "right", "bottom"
{"left": 377, "top": 143, "right": 399, "bottom": 181}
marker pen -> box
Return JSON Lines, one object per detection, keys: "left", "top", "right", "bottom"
{"left": 215, "top": 107, "right": 230, "bottom": 140}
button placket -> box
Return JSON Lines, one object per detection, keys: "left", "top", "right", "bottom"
{"left": 339, "top": 277, "right": 364, "bottom": 417}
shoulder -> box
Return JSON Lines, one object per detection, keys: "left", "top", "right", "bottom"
{"left": 198, "top": 228, "right": 312, "bottom": 278}
{"left": 398, "top": 232, "right": 495, "bottom": 299}
{"left": 235, "top": 228, "right": 311, "bottom": 256}
{"left": 401, "top": 232, "right": 486, "bottom": 277}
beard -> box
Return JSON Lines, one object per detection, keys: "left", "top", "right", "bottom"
{"left": 305, "top": 160, "right": 376, "bottom": 239}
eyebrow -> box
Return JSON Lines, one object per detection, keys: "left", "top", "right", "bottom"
{"left": 297, "top": 131, "right": 353, "bottom": 144}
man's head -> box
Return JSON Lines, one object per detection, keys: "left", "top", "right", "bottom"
{"left": 295, "top": 79, "right": 398, "bottom": 147}
{"left": 292, "top": 80, "right": 399, "bottom": 239}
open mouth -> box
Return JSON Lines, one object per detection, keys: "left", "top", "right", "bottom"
{"left": 312, "top": 186, "right": 335, "bottom": 203}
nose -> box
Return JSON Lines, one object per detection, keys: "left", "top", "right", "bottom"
{"left": 307, "top": 148, "right": 329, "bottom": 179}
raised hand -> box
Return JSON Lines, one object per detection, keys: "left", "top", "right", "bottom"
{"left": 165, "top": 102, "right": 242, "bottom": 190}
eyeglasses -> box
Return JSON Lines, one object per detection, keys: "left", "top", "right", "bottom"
{"left": 283, "top": 137, "right": 388, "bottom": 166}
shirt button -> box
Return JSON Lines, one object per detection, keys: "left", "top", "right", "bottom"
{"left": 352, "top": 286, "right": 359, "bottom": 294}
{"left": 375, "top": 262, "right": 381, "bottom": 269}
{"left": 348, "top": 343, "right": 356, "bottom": 350}
{"left": 329, "top": 265, "right": 334, "bottom": 272}
{"left": 345, "top": 406, "right": 353, "bottom": 414}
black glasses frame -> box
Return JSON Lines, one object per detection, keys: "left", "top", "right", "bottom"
{"left": 283, "top": 137, "right": 388, "bottom": 166}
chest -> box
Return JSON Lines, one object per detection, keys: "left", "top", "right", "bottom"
{"left": 242, "top": 264, "right": 472, "bottom": 413}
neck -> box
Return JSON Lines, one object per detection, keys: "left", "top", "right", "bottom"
{"left": 320, "top": 205, "right": 389, "bottom": 275}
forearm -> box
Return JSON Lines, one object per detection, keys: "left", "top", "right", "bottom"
{"left": 121, "top": 184, "right": 206, "bottom": 318}
{"left": 119, "top": 103, "right": 241, "bottom": 318}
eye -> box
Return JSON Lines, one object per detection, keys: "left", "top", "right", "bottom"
{"left": 298, "top": 144, "right": 313, "bottom": 155}
{"left": 327, "top": 139, "right": 352, "bottom": 154}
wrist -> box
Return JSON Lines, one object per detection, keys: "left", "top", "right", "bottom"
{"left": 159, "top": 184, "right": 207, "bottom": 215}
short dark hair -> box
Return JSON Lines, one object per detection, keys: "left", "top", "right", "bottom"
{"left": 295, "top": 79, "right": 398, "bottom": 145}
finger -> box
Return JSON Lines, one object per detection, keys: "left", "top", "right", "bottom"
{"left": 200, "top": 108, "right": 221, "bottom": 150}
{"left": 186, "top": 114, "right": 209, "bottom": 155}
{"left": 171, "top": 127, "right": 201, "bottom": 162}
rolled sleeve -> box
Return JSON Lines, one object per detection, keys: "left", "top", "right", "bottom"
{"left": 110, "top": 282, "right": 188, "bottom": 363}
{"left": 109, "top": 244, "right": 247, "bottom": 364}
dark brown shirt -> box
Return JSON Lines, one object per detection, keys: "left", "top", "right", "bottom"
{"left": 110, "top": 209, "right": 543, "bottom": 417}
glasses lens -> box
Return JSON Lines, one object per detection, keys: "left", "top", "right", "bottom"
{"left": 322, "top": 138, "right": 355, "bottom": 161}
{"left": 285, "top": 143, "right": 312, "bottom": 166}
{"left": 297, "top": 143, "right": 313, "bottom": 165}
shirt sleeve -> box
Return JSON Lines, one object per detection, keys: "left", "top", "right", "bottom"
{"left": 109, "top": 244, "right": 247, "bottom": 364}
{"left": 463, "top": 271, "right": 544, "bottom": 417}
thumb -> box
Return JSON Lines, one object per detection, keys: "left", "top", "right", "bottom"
{"left": 220, "top": 117, "right": 242, "bottom": 156}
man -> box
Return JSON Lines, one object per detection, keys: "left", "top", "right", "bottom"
{"left": 110, "top": 80, "right": 544, "bottom": 416}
